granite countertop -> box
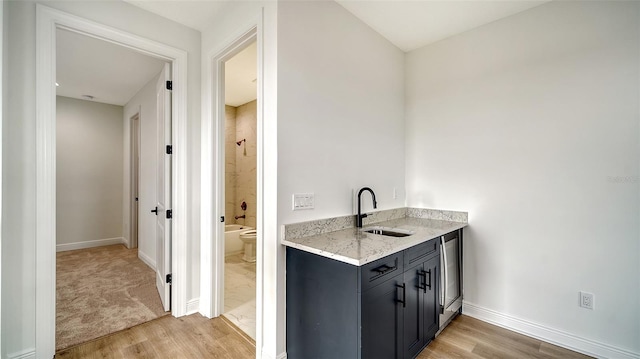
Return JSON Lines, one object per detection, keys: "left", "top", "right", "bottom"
{"left": 281, "top": 216, "right": 467, "bottom": 266}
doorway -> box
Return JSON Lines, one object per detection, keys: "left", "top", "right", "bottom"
{"left": 221, "top": 40, "right": 258, "bottom": 339}
{"left": 54, "top": 27, "right": 170, "bottom": 350}
{"left": 36, "top": 5, "right": 189, "bottom": 357}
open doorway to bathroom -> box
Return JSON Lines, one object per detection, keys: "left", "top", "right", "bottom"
{"left": 222, "top": 40, "right": 258, "bottom": 339}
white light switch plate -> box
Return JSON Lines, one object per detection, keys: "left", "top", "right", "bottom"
{"left": 293, "top": 193, "right": 314, "bottom": 210}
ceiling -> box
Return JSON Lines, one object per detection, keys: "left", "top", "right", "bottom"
{"left": 336, "top": 0, "right": 549, "bottom": 52}
{"left": 124, "top": 0, "right": 550, "bottom": 52}
{"left": 225, "top": 42, "right": 258, "bottom": 107}
{"left": 123, "top": 0, "right": 229, "bottom": 32}
{"left": 56, "top": 28, "right": 167, "bottom": 106}
{"left": 62, "top": 1, "right": 551, "bottom": 107}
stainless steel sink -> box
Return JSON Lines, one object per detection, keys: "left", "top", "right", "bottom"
{"left": 362, "top": 226, "right": 415, "bottom": 238}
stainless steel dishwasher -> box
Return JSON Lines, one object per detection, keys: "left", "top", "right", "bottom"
{"left": 438, "top": 230, "right": 462, "bottom": 333}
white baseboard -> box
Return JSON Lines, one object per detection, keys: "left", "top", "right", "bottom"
{"left": 122, "top": 236, "right": 131, "bottom": 248}
{"left": 7, "top": 348, "right": 36, "bottom": 359}
{"left": 261, "top": 351, "right": 287, "bottom": 359}
{"left": 138, "top": 250, "right": 156, "bottom": 270}
{"left": 56, "top": 237, "right": 125, "bottom": 252}
{"left": 463, "top": 301, "right": 639, "bottom": 359}
{"left": 186, "top": 298, "right": 200, "bottom": 315}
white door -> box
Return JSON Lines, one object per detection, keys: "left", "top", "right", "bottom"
{"left": 155, "top": 63, "right": 172, "bottom": 311}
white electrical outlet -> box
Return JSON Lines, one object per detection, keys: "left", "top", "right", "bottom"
{"left": 393, "top": 187, "right": 397, "bottom": 199}
{"left": 580, "top": 291, "right": 594, "bottom": 310}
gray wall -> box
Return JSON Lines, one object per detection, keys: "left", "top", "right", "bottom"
{"left": 405, "top": 1, "right": 639, "bottom": 354}
{"left": 56, "top": 96, "right": 124, "bottom": 248}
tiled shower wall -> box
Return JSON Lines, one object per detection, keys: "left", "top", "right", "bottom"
{"left": 225, "top": 105, "right": 237, "bottom": 224}
{"left": 225, "top": 100, "right": 257, "bottom": 228}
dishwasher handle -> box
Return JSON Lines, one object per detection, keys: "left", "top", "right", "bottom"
{"left": 440, "top": 235, "right": 448, "bottom": 314}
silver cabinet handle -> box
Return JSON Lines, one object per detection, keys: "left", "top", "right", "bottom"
{"left": 440, "top": 235, "right": 448, "bottom": 313}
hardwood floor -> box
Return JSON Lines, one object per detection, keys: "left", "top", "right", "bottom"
{"left": 57, "top": 313, "right": 591, "bottom": 358}
{"left": 418, "top": 315, "right": 592, "bottom": 359}
{"left": 56, "top": 314, "right": 255, "bottom": 359}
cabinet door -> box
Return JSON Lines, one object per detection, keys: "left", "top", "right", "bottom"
{"left": 362, "top": 275, "right": 403, "bottom": 359}
{"left": 423, "top": 255, "right": 440, "bottom": 342}
{"left": 403, "top": 264, "right": 425, "bottom": 359}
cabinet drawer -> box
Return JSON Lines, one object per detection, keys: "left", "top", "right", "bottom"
{"left": 404, "top": 238, "right": 439, "bottom": 267}
{"left": 361, "top": 252, "right": 404, "bottom": 292}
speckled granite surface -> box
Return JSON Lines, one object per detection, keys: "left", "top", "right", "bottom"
{"left": 283, "top": 208, "right": 408, "bottom": 241}
{"left": 281, "top": 208, "right": 468, "bottom": 266}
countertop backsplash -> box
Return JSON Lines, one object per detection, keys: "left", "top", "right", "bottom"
{"left": 283, "top": 207, "right": 467, "bottom": 241}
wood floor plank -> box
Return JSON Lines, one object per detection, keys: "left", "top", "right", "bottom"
{"left": 453, "top": 320, "right": 546, "bottom": 358}
{"left": 434, "top": 326, "right": 477, "bottom": 352}
{"left": 56, "top": 314, "right": 256, "bottom": 359}
{"left": 58, "top": 313, "right": 591, "bottom": 359}
{"left": 418, "top": 338, "right": 485, "bottom": 359}
{"left": 539, "top": 341, "right": 593, "bottom": 358}
{"left": 120, "top": 340, "right": 159, "bottom": 359}
{"left": 419, "top": 315, "right": 592, "bottom": 359}
{"left": 137, "top": 320, "right": 184, "bottom": 358}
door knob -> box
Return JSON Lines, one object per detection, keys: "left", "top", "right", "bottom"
{"left": 151, "top": 206, "right": 158, "bottom": 215}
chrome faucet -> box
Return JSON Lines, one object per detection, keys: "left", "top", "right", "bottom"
{"left": 357, "top": 187, "right": 377, "bottom": 228}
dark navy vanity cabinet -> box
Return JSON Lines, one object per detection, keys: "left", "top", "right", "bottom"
{"left": 286, "top": 235, "right": 442, "bottom": 359}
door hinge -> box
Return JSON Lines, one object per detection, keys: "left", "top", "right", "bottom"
{"left": 220, "top": 216, "right": 225, "bottom": 222}
{"left": 166, "top": 80, "right": 172, "bottom": 90}
{"left": 166, "top": 209, "right": 173, "bottom": 219}
{"left": 166, "top": 274, "right": 172, "bottom": 284}
{"left": 166, "top": 145, "right": 172, "bottom": 154}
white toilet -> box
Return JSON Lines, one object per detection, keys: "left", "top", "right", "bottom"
{"left": 239, "top": 229, "right": 257, "bottom": 262}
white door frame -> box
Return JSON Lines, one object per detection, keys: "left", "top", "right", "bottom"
{"left": 130, "top": 113, "right": 140, "bottom": 249}
{"left": 200, "top": 12, "right": 267, "bottom": 352}
{"left": 202, "top": 28, "right": 255, "bottom": 315}
{"left": 202, "top": 7, "right": 281, "bottom": 358}
{"left": 211, "top": 28, "right": 256, "bottom": 317}
{"left": 35, "top": 5, "right": 189, "bottom": 357}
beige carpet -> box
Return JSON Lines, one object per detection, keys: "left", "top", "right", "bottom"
{"left": 56, "top": 244, "right": 169, "bottom": 350}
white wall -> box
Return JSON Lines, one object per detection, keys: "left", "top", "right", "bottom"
{"left": 405, "top": 1, "right": 639, "bottom": 356}
{"left": 277, "top": 1, "right": 405, "bottom": 225}
{"left": 56, "top": 96, "right": 124, "bottom": 248}
{"left": 2, "top": 1, "right": 200, "bottom": 356}
{"left": 124, "top": 73, "right": 161, "bottom": 268}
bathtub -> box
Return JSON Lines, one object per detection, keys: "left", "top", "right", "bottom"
{"left": 225, "top": 224, "right": 253, "bottom": 256}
